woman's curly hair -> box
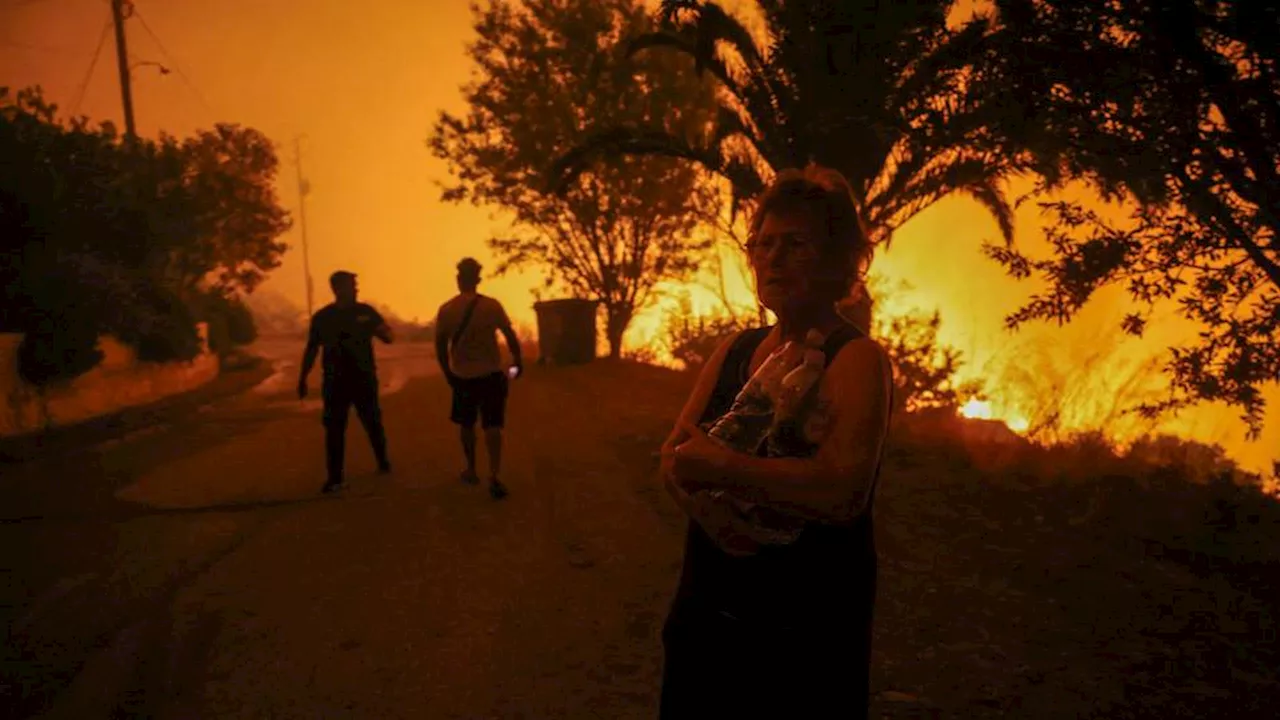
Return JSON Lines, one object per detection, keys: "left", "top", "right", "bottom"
{"left": 748, "top": 164, "right": 873, "bottom": 294}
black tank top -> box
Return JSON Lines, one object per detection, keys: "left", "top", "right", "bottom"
{"left": 672, "top": 323, "right": 889, "bottom": 629}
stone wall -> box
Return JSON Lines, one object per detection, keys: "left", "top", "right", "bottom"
{"left": 0, "top": 323, "right": 220, "bottom": 437}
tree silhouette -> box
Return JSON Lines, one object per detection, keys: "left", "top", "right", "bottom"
{"left": 551, "top": 0, "right": 1034, "bottom": 328}
{"left": 986, "top": 0, "right": 1280, "bottom": 436}
{"left": 0, "top": 88, "right": 289, "bottom": 302}
{"left": 167, "top": 123, "right": 293, "bottom": 297}
{"left": 0, "top": 86, "right": 290, "bottom": 378}
{"left": 430, "top": 0, "right": 723, "bottom": 358}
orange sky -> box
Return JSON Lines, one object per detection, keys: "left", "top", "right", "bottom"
{"left": 2, "top": 0, "right": 1276, "bottom": 475}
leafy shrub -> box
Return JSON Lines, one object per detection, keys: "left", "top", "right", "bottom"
{"left": 190, "top": 289, "right": 257, "bottom": 355}
{"left": 17, "top": 318, "right": 102, "bottom": 387}
{"left": 130, "top": 316, "right": 201, "bottom": 363}
{"left": 3, "top": 85, "right": 288, "bottom": 372}
{"left": 1124, "top": 433, "right": 1240, "bottom": 484}
{"left": 202, "top": 312, "right": 231, "bottom": 357}
{"left": 109, "top": 283, "right": 201, "bottom": 363}
{"left": 8, "top": 247, "right": 202, "bottom": 368}
{"left": 8, "top": 251, "right": 116, "bottom": 386}
{"left": 224, "top": 296, "right": 257, "bottom": 346}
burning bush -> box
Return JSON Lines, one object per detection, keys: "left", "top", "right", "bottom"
{"left": 872, "top": 310, "right": 982, "bottom": 414}
{"left": 661, "top": 296, "right": 752, "bottom": 370}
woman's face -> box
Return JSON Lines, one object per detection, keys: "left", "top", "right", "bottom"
{"left": 749, "top": 210, "right": 840, "bottom": 314}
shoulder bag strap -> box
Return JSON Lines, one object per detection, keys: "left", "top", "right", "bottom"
{"left": 451, "top": 295, "right": 482, "bottom": 347}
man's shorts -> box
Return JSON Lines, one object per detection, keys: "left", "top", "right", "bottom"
{"left": 450, "top": 371, "right": 509, "bottom": 429}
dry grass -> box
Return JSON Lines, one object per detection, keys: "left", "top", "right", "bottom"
{"left": 981, "top": 325, "right": 1172, "bottom": 446}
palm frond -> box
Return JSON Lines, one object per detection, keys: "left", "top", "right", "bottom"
{"left": 891, "top": 14, "right": 995, "bottom": 115}
{"left": 866, "top": 142, "right": 935, "bottom": 225}
{"left": 643, "top": 0, "right": 791, "bottom": 167}
{"left": 721, "top": 155, "right": 768, "bottom": 221}
{"left": 658, "top": 0, "right": 700, "bottom": 25}
{"left": 626, "top": 31, "right": 746, "bottom": 99}
{"left": 658, "top": 1, "right": 768, "bottom": 73}
{"left": 710, "top": 103, "right": 774, "bottom": 167}
{"left": 869, "top": 154, "right": 1014, "bottom": 245}
{"left": 574, "top": 1, "right": 1022, "bottom": 250}
{"left": 549, "top": 126, "right": 729, "bottom": 194}
{"left": 960, "top": 175, "right": 1016, "bottom": 245}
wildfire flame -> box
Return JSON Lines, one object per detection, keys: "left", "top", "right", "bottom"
{"left": 961, "top": 399, "right": 993, "bottom": 419}
{"left": 961, "top": 399, "right": 1030, "bottom": 434}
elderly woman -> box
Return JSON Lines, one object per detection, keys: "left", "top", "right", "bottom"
{"left": 657, "top": 165, "right": 894, "bottom": 719}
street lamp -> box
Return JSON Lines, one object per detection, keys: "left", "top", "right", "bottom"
{"left": 129, "top": 59, "right": 171, "bottom": 77}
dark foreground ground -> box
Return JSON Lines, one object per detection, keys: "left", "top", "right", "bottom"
{"left": 2, "top": 346, "right": 1277, "bottom": 718}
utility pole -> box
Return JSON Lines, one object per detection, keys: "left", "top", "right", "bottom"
{"left": 294, "top": 136, "right": 315, "bottom": 317}
{"left": 110, "top": 0, "right": 137, "bottom": 139}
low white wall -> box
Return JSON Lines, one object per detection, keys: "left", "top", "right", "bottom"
{"left": 0, "top": 323, "right": 219, "bottom": 437}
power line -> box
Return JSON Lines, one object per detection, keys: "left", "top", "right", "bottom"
{"left": 70, "top": 13, "right": 113, "bottom": 116}
{"left": 130, "top": 3, "right": 216, "bottom": 116}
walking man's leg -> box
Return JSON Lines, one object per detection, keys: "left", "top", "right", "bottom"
{"left": 480, "top": 372, "right": 510, "bottom": 499}
{"left": 322, "top": 382, "right": 352, "bottom": 492}
{"left": 451, "top": 378, "right": 480, "bottom": 484}
{"left": 484, "top": 427, "right": 502, "bottom": 480}
{"left": 460, "top": 426, "right": 478, "bottom": 482}
{"left": 354, "top": 377, "right": 391, "bottom": 473}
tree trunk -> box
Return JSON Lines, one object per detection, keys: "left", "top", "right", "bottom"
{"left": 604, "top": 304, "right": 633, "bottom": 359}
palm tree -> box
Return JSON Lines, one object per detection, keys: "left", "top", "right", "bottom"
{"left": 551, "top": 0, "right": 1032, "bottom": 329}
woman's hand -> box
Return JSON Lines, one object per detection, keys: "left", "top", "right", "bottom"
{"left": 658, "top": 421, "right": 763, "bottom": 556}
{"left": 662, "top": 466, "right": 763, "bottom": 557}
{"left": 665, "top": 420, "right": 734, "bottom": 492}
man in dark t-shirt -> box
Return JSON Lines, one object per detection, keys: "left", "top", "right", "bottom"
{"left": 298, "top": 270, "right": 393, "bottom": 493}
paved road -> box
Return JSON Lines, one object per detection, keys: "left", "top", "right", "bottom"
{"left": 0, "top": 345, "right": 684, "bottom": 719}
